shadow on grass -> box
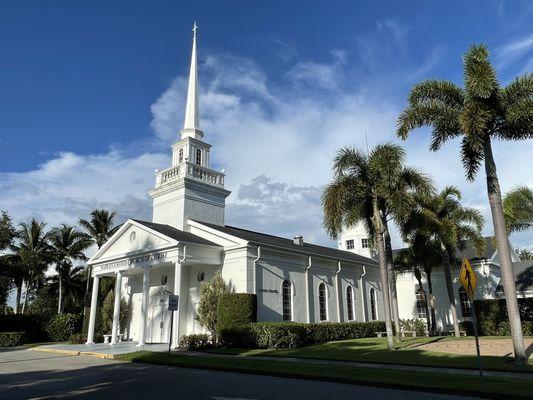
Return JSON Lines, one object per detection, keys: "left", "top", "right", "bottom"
{"left": 208, "top": 337, "right": 533, "bottom": 373}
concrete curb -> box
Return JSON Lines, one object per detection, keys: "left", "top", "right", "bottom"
{"left": 30, "top": 346, "right": 116, "bottom": 359}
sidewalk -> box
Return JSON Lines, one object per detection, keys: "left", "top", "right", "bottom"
{"left": 183, "top": 351, "right": 533, "bottom": 380}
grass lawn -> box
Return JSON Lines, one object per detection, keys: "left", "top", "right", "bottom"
{"left": 206, "top": 336, "right": 533, "bottom": 373}
{"left": 116, "top": 350, "right": 533, "bottom": 400}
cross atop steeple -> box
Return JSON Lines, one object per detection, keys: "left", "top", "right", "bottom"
{"left": 181, "top": 21, "right": 203, "bottom": 139}
{"left": 192, "top": 21, "right": 198, "bottom": 40}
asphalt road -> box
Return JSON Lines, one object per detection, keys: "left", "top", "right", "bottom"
{"left": 0, "top": 348, "right": 484, "bottom": 400}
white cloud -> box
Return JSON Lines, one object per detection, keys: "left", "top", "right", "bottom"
{"left": 2, "top": 47, "right": 532, "bottom": 252}
{"left": 495, "top": 34, "right": 533, "bottom": 72}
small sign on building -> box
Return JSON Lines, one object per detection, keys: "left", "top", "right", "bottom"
{"left": 168, "top": 295, "right": 179, "bottom": 311}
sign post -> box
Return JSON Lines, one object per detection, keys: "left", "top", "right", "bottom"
{"left": 168, "top": 295, "right": 179, "bottom": 356}
{"left": 459, "top": 258, "right": 483, "bottom": 378}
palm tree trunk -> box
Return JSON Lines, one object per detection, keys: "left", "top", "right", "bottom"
{"left": 58, "top": 278, "right": 63, "bottom": 314}
{"left": 426, "top": 271, "right": 436, "bottom": 335}
{"left": 15, "top": 285, "right": 22, "bottom": 314}
{"left": 21, "top": 281, "right": 29, "bottom": 314}
{"left": 384, "top": 227, "right": 401, "bottom": 340}
{"left": 373, "top": 197, "right": 395, "bottom": 351}
{"left": 483, "top": 138, "right": 526, "bottom": 364}
{"left": 443, "top": 250, "right": 460, "bottom": 337}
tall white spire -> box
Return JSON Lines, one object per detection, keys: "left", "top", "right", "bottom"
{"left": 182, "top": 21, "right": 203, "bottom": 139}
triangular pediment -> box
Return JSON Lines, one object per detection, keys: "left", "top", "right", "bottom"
{"left": 89, "top": 220, "right": 178, "bottom": 264}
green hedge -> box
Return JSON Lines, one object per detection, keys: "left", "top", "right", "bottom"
{"left": 0, "top": 332, "right": 26, "bottom": 347}
{"left": 474, "top": 298, "right": 533, "bottom": 336}
{"left": 46, "top": 313, "right": 82, "bottom": 341}
{"left": 0, "top": 314, "right": 48, "bottom": 342}
{"left": 220, "top": 321, "right": 386, "bottom": 349}
{"left": 217, "top": 293, "right": 257, "bottom": 337}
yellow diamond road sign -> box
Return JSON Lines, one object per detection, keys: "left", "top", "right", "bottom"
{"left": 459, "top": 258, "right": 477, "bottom": 300}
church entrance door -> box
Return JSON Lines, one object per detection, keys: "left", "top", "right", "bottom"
{"left": 148, "top": 289, "right": 171, "bottom": 343}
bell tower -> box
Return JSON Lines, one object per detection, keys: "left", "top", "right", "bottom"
{"left": 149, "top": 23, "right": 231, "bottom": 230}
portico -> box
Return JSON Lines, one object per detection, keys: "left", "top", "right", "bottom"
{"left": 86, "top": 219, "right": 222, "bottom": 347}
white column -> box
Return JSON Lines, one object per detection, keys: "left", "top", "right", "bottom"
{"left": 137, "top": 268, "right": 150, "bottom": 346}
{"left": 110, "top": 271, "right": 123, "bottom": 345}
{"left": 86, "top": 275, "right": 100, "bottom": 345}
{"left": 172, "top": 261, "right": 182, "bottom": 349}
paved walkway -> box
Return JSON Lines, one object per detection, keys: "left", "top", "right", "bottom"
{"left": 415, "top": 338, "right": 533, "bottom": 358}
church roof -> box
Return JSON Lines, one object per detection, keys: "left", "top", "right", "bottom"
{"left": 495, "top": 261, "right": 533, "bottom": 295}
{"left": 196, "top": 221, "right": 378, "bottom": 265}
{"left": 132, "top": 219, "right": 221, "bottom": 247}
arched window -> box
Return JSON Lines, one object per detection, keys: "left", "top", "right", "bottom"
{"left": 282, "top": 280, "right": 292, "bottom": 321}
{"left": 195, "top": 148, "right": 202, "bottom": 166}
{"left": 178, "top": 148, "right": 184, "bottom": 164}
{"left": 318, "top": 282, "right": 328, "bottom": 321}
{"left": 346, "top": 286, "right": 355, "bottom": 321}
{"left": 370, "top": 288, "right": 377, "bottom": 320}
{"left": 415, "top": 288, "right": 427, "bottom": 319}
{"left": 459, "top": 287, "right": 472, "bottom": 318}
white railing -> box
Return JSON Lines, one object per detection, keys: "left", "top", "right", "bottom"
{"left": 155, "top": 162, "right": 224, "bottom": 188}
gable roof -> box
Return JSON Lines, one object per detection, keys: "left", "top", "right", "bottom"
{"left": 132, "top": 219, "right": 220, "bottom": 247}
{"left": 495, "top": 261, "right": 533, "bottom": 294}
{"left": 195, "top": 221, "right": 377, "bottom": 265}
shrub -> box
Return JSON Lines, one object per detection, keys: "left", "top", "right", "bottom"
{"left": 46, "top": 313, "right": 81, "bottom": 341}
{"left": 0, "top": 332, "right": 26, "bottom": 347}
{"left": 196, "top": 273, "right": 233, "bottom": 341}
{"left": 474, "top": 298, "right": 533, "bottom": 336}
{"left": 69, "top": 333, "right": 87, "bottom": 344}
{"left": 219, "top": 320, "right": 386, "bottom": 349}
{"left": 0, "top": 314, "right": 48, "bottom": 342}
{"left": 179, "top": 334, "right": 212, "bottom": 350}
{"left": 102, "top": 291, "right": 129, "bottom": 334}
{"left": 399, "top": 319, "right": 427, "bottom": 336}
{"left": 217, "top": 293, "right": 257, "bottom": 336}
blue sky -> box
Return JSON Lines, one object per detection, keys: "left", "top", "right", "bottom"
{"left": 1, "top": 0, "right": 532, "bottom": 250}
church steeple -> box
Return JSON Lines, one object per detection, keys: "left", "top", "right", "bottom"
{"left": 150, "top": 23, "right": 230, "bottom": 230}
{"left": 181, "top": 22, "right": 203, "bottom": 140}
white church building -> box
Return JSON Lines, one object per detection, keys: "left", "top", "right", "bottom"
{"left": 85, "top": 26, "right": 384, "bottom": 347}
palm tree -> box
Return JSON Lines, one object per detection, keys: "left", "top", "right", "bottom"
{"left": 406, "top": 187, "right": 484, "bottom": 336}
{"left": 10, "top": 219, "right": 52, "bottom": 314}
{"left": 503, "top": 186, "right": 533, "bottom": 234}
{"left": 322, "top": 143, "right": 432, "bottom": 350}
{"left": 49, "top": 225, "right": 92, "bottom": 313}
{"left": 0, "top": 256, "right": 25, "bottom": 314}
{"left": 396, "top": 44, "right": 532, "bottom": 364}
{"left": 47, "top": 265, "right": 87, "bottom": 313}
{"left": 79, "top": 209, "right": 120, "bottom": 312}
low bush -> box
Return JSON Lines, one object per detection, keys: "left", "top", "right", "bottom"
{"left": 459, "top": 321, "right": 474, "bottom": 336}
{"left": 179, "top": 334, "right": 213, "bottom": 350}
{"left": 219, "top": 320, "right": 386, "bottom": 349}
{"left": 68, "top": 333, "right": 87, "bottom": 344}
{"left": 399, "top": 319, "right": 427, "bottom": 336}
{"left": 0, "top": 332, "right": 26, "bottom": 347}
{"left": 46, "top": 313, "right": 82, "bottom": 341}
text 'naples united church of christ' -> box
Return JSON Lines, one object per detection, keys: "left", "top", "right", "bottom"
{"left": 85, "top": 25, "right": 383, "bottom": 347}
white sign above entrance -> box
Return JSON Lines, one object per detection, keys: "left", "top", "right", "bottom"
{"left": 92, "top": 251, "right": 169, "bottom": 275}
